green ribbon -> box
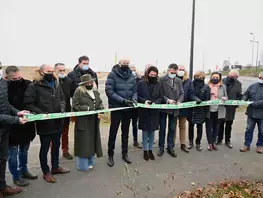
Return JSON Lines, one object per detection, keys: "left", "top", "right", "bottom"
{"left": 25, "top": 100, "right": 251, "bottom": 122}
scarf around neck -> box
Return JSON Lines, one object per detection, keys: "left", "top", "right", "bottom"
{"left": 209, "top": 83, "right": 220, "bottom": 100}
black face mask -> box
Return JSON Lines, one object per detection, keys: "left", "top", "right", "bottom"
{"left": 211, "top": 78, "right": 220, "bottom": 84}
{"left": 86, "top": 85, "right": 93, "bottom": 90}
{"left": 10, "top": 78, "right": 23, "bottom": 83}
{"left": 121, "top": 65, "right": 129, "bottom": 71}
{"left": 194, "top": 78, "right": 204, "bottom": 84}
{"left": 148, "top": 76, "right": 158, "bottom": 84}
{"left": 44, "top": 73, "right": 54, "bottom": 82}
{"left": 227, "top": 76, "right": 235, "bottom": 83}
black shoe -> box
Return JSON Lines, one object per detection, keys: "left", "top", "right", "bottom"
{"left": 148, "top": 150, "right": 155, "bottom": 160}
{"left": 13, "top": 179, "right": 29, "bottom": 187}
{"left": 167, "top": 148, "right": 177, "bottom": 158}
{"left": 181, "top": 144, "right": 189, "bottom": 153}
{"left": 225, "top": 142, "right": 233, "bottom": 149}
{"left": 216, "top": 140, "right": 222, "bottom": 145}
{"left": 157, "top": 149, "right": 164, "bottom": 157}
{"left": 196, "top": 144, "right": 202, "bottom": 151}
{"left": 188, "top": 142, "right": 194, "bottom": 150}
{"left": 122, "top": 154, "right": 132, "bottom": 164}
{"left": 133, "top": 142, "right": 142, "bottom": 149}
{"left": 143, "top": 151, "right": 149, "bottom": 161}
{"left": 22, "top": 172, "right": 38, "bottom": 180}
{"left": 107, "top": 156, "right": 114, "bottom": 167}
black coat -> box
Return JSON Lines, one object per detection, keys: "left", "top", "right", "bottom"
{"left": 68, "top": 66, "right": 98, "bottom": 97}
{"left": 137, "top": 80, "right": 163, "bottom": 131}
{"left": 59, "top": 77, "right": 72, "bottom": 126}
{"left": 105, "top": 65, "right": 137, "bottom": 108}
{"left": 0, "top": 79, "right": 19, "bottom": 134}
{"left": 189, "top": 84, "right": 211, "bottom": 124}
{"left": 223, "top": 78, "right": 242, "bottom": 121}
{"left": 8, "top": 79, "right": 36, "bottom": 146}
{"left": 24, "top": 80, "right": 65, "bottom": 135}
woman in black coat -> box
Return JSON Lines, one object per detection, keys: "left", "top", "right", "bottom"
{"left": 188, "top": 71, "right": 210, "bottom": 151}
{"left": 137, "top": 66, "right": 163, "bottom": 161}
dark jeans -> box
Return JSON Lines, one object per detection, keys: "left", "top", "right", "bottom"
{"left": 8, "top": 143, "right": 30, "bottom": 180}
{"left": 0, "top": 132, "right": 9, "bottom": 190}
{"left": 189, "top": 123, "right": 203, "bottom": 145}
{"left": 39, "top": 132, "right": 61, "bottom": 174}
{"left": 206, "top": 112, "right": 220, "bottom": 144}
{"left": 131, "top": 110, "right": 138, "bottom": 142}
{"left": 218, "top": 120, "right": 233, "bottom": 143}
{"left": 108, "top": 110, "right": 132, "bottom": 156}
{"left": 244, "top": 116, "right": 263, "bottom": 147}
{"left": 159, "top": 112, "right": 176, "bottom": 151}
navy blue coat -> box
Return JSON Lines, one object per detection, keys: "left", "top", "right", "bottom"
{"left": 243, "top": 83, "right": 263, "bottom": 119}
{"left": 137, "top": 80, "right": 163, "bottom": 131}
{"left": 105, "top": 65, "right": 137, "bottom": 108}
{"left": 179, "top": 78, "right": 198, "bottom": 117}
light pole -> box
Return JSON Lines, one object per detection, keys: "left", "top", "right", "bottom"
{"left": 250, "top": 40, "right": 259, "bottom": 75}
{"left": 189, "top": 0, "right": 195, "bottom": 80}
{"left": 250, "top": 33, "right": 255, "bottom": 67}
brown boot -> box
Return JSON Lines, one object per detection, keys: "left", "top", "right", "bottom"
{"left": 0, "top": 186, "right": 22, "bottom": 196}
{"left": 256, "top": 146, "right": 263, "bottom": 154}
{"left": 51, "top": 167, "right": 70, "bottom": 175}
{"left": 240, "top": 146, "right": 250, "bottom": 152}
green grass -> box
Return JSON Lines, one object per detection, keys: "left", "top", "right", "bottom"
{"left": 208, "top": 68, "right": 263, "bottom": 77}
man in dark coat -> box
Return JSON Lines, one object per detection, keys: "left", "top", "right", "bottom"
{"left": 240, "top": 71, "right": 263, "bottom": 153}
{"left": 0, "top": 64, "right": 28, "bottom": 197}
{"left": 105, "top": 59, "right": 137, "bottom": 167}
{"left": 158, "top": 63, "right": 184, "bottom": 157}
{"left": 5, "top": 66, "right": 37, "bottom": 187}
{"left": 68, "top": 55, "right": 98, "bottom": 96}
{"left": 176, "top": 65, "right": 201, "bottom": 153}
{"left": 217, "top": 69, "right": 242, "bottom": 149}
{"left": 54, "top": 63, "right": 73, "bottom": 160}
{"left": 129, "top": 64, "right": 142, "bottom": 149}
{"left": 24, "top": 64, "right": 69, "bottom": 183}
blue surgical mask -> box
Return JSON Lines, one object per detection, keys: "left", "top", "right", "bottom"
{"left": 168, "top": 73, "right": 176, "bottom": 79}
{"left": 58, "top": 73, "right": 65, "bottom": 79}
{"left": 0, "top": 70, "right": 2, "bottom": 80}
{"left": 132, "top": 71, "right": 136, "bottom": 76}
{"left": 82, "top": 65, "right": 89, "bottom": 71}
{"left": 258, "top": 79, "right": 263, "bottom": 84}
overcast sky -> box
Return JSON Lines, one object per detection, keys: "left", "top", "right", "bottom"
{"left": 1, "top": 0, "right": 262, "bottom": 72}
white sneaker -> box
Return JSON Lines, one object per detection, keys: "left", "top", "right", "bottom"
{"left": 88, "top": 166, "right": 94, "bottom": 170}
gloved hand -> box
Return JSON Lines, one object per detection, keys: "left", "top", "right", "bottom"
{"left": 124, "top": 99, "right": 134, "bottom": 107}
{"left": 196, "top": 98, "right": 202, "bottom": 104}
{"left": 132, "top": 99, "right": 138, "bottom": 106}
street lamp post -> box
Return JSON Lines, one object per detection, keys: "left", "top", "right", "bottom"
{"left": 250, "top": 40, "right": 259, "bottom": 75}
{"left": 189, "top": 0, "right": 195, "bottom": 80}
{"left": 250, "top": 33, "right": 255, "bottom": 66}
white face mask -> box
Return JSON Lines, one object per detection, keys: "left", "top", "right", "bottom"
{"left": 132, "top": 71, "right": 136, "bottom": 76}
{"left": 0, "top": 70, "right": 2, "bottom": 80}
{"left": 58, "top": 73, "right": 65, "bottom": 79}
{"left": 258, "top": 79, "right": 263, "bottom": 84}
{"left": 178, "top": 70, "right": 185, "bottom": 77}
{"left": 168, "top": 73, "right": 176, "bottom": 79}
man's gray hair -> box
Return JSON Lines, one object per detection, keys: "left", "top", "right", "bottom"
{"left": 229, "top": 69, "right": 240, "bottom": 77}
{"left": 259, "top": 71, "right": 263, "bottom": 77}
{"left": 54, "top": 63, "right": 64, "bottom": 69}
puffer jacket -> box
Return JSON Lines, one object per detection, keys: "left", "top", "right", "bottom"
{"left": 24, "top": 79, "right": 65, "bottom": 135}
{"left": 105, "top": 65, "right": 137, "bottom": 108}
{"left": 0, "top": 79, "right": 20, "bottom": 134}
{"left": 242, "top": 82, "right": 263, "bottom": 119}
{"left": 68, "top": 65, "right": 98, "bottom": 96}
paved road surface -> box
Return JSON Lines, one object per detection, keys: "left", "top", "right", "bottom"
{"left": 7, "top": 112, "right": 263, "bottom": 198}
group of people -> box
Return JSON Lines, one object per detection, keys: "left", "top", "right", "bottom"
{"left": 0, "top": 56, "right": 263, "bottom": 197}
